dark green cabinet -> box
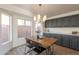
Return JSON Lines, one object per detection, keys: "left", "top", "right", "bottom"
{"left": 45, "top": 14, "right": 79, "bottom": 28}
{"left": 43, "top": 33, "right": 79, "bottom": 50}
{"left": 77, "top": 39, "right": 79, "bottom": 49}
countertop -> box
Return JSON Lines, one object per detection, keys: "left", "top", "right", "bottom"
{"left": 43, "top": 32, "right": 79, "bottom": 36}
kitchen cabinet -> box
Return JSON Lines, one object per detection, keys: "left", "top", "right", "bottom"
{"left": 45, "top": 14, "right": 79, "bottom": 28}
{"left": 43, "top": 33, "right": 79, "bottom": 50}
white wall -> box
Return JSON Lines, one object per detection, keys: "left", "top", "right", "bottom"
{"left": 48, "top": 10, "right": 79, "bottom": 20}
{"left": 45, "top": 10, "right": 79, "bottom": 35}
{"left": 0, "top": 5, "right": 33, "bottom": 17}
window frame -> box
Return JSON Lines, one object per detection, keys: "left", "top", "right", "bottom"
{"left": 0, "top": 12, "right": 12, "bottom": 45}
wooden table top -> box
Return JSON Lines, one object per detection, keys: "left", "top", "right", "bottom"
{"left": 32, "top": 37, "right": 57, "bottom": 48}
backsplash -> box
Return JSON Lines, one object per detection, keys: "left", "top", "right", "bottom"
{"left": 45, "top": 28, "right": 79, "bottom": 36}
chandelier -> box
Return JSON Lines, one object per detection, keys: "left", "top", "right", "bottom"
{"left": 33, "top": 4, "right": 47, "bottom": 23}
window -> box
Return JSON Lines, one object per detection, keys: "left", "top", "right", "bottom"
{"left": 1, "top": 14, "right": 10, "bottom": 25}
{"left": 25, "top": 21, "right": 31, "bottom": 26}
{"left": 17, "top": 19, "right": 24, "bottom": 25}
{"left": 25, "top": 20, "right": 32, "bottom": 38}
{"left": 17, "top": 19, "right": 25, "bottom": 38}
{"left": 17, "top": 19, "right": 32, "bottom": 38}
{"left": 0, "top": 13, "right": 11, "bottom": 44}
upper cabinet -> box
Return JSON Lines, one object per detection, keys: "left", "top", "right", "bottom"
{"left": 45, "top": 14, "right": 79, "bottom": 28}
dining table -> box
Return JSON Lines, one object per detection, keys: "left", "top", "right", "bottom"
{"left": 30, "top": 37, "right": 58, "bottom": 55}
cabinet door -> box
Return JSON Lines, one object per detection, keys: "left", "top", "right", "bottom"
{"left": 71, "top": 16, "right": 77, "bottom": 27}
{"left": 43, "top": 33, "right": 49, "bottom": 37}
{"left": 56, "top": 19, "right": 63, "bottom": 27}
{"left": 74, "top": 16, "right": 79, "bottom": 27}
{"left": 69, "top": 36, "right": 78, "bottom": 50}
{"left": 45, "top": 21, "right": 50, "bottom": 28}
{"left": 45, "top": 21, "right": 48, "bottom": 28}
{"left": 69, "top": 38, "right": 73, "bottom": 48}
{"left": 59, "top": 18, "right": 64, "bottom": 27}
{"left": 52, "top": 20, "right": 56, "bottom": 27}
{"left": 48, "top": 21, "right": 52, "bottom": 27}
{"left": 72, "top": 39, "right": 77, "bottom": 49}
{"left": 56, "top": 35, "right": 64, "bottom": 45}
{"left": 62, "top": 18, "right": 67, "bottom": 27}
{"left": 74, "top": 37, "right": 79, "bottom": 50}
{"left": 62, "top": 36, "right": 70, "bottom": 47}
{"left": 72, "top": 14, "right": 79, "bottom": 27}
{"left": 77, "top": 39, "right": 79, "bottom": 50}
{"left": 56, "top": 39, "right": 61, "bottom": 45}
{"left": 66, "top": 37, "right": 71, "bottom": 48}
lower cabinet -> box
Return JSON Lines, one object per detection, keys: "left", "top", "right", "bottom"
{"left": 63, "top": 37, "right": 70, "bottom": 48}
{"left": 56, "top": 37, "right": 64, "bottom": 45}
{"left": 77, "top": 39, "right": 79, "bottom": 50}
{"left": 69, "top": 36, "right": 79, "bottom": 50}
{"left": 43, "top": 33, "right": 79, "bottom": 50}
{"left": 61, "top": 36, "right": 79, "bottom": 50}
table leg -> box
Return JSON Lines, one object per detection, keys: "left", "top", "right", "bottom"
{"left": 48, "top": 47, "right": 51, "bottom": 55}
{"left": 50, "top": 45, "right": 54, "bottom": 55}
{"left": 24, "top": 44, "right": 27, "bottom": 55}
{"left": 45, "top": 47, "right": 51, "bottom": 55}
{"left": 46, "top": 48, "right": 50, "bottom": 55}
{"left": 45, "top": 45, "right": 55, "bottom": 55}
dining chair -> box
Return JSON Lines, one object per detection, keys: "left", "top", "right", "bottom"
{"left": 24, "top": 37, "right": 46, "bottom": 55}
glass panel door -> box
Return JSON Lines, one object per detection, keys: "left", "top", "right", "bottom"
{"left": 17, "top": 19, "right": 32, "bottom": 39}
{"left": 17, "top": 19, "right": 25, "bottom": 38}
{"left": 0, "top": 13, "right": 11, "bottom": 44}
{"left": 25, "top": 20, "right": 32, "bottom": 38}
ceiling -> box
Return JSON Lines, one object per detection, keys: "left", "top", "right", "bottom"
{"left": 13, "top": 4, "right": 79, "bottom": 18}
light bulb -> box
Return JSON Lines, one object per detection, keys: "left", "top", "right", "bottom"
{"left": 43, "top": 15, "right": 47, "bottom": 21}
{"left": 37, "top": 14, "right": 40, "bottom": 20}
{"left": 33, "top": 16, "right": 36, "bottom": 21}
